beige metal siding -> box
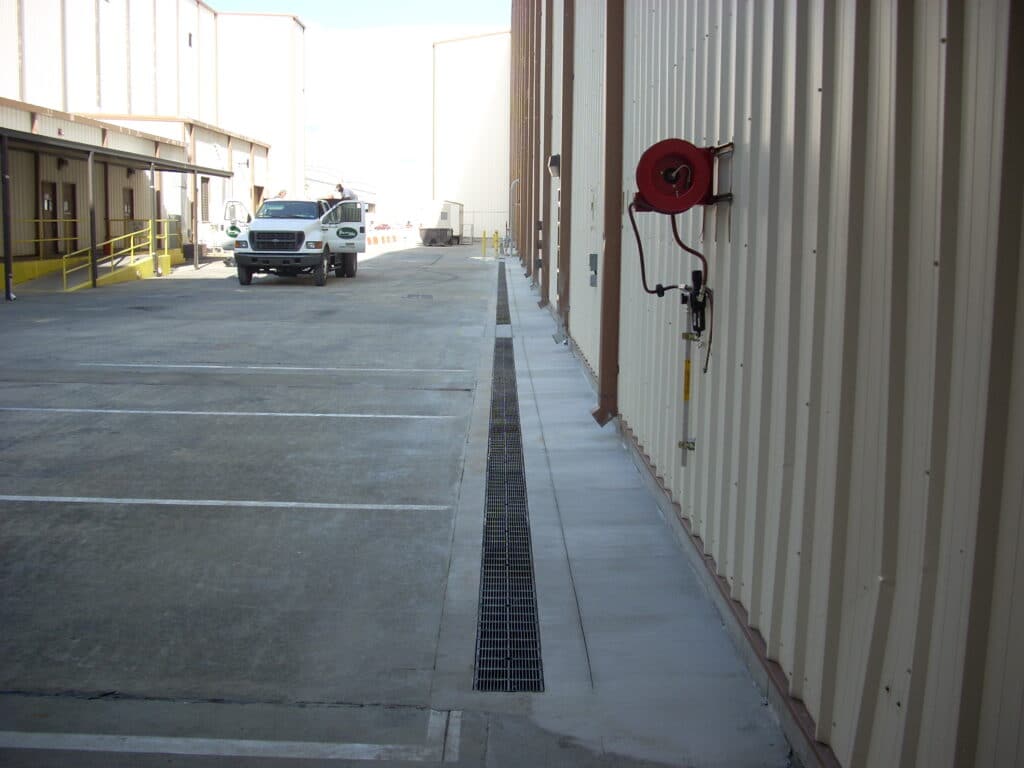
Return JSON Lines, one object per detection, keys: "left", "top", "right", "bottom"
{"left": 9, "top": 150, "right": 36, "bottom": 255}
{"left": 516, "top": 0, "right": 1024, "bottom": 765}
{"left": 0, "top": 103, "right": 32, "bottom": 131}
{"left": 567, "top": 2, "right": 604, "bottom": 375}
{"left": 975, "top": 192, "right": 1024, "bottom": 768}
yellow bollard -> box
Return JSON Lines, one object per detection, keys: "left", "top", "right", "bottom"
{"left": 482, "top": 232, "right": 488, "bottom": 256}
{"left": 492, "top": 231, "right": 499, "bottom": 252}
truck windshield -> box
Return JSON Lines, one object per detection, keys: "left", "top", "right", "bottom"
{"left": 255, "top": 201, "right": 319, "bottom": 219}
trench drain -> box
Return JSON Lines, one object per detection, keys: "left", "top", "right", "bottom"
{"left": 472, "top": 261, "right": 544, "bottom": 693}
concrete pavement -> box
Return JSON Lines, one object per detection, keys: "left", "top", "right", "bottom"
{"left": 0, "top": 244, "right": 793, "bottom": 766}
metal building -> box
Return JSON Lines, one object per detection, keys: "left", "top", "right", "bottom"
{"left": 0, "top": 0, "right": 304, "bottom": 296}
{"left": 432, "top": 31, "right": 511, "bottom": 240}
{"left": 510, "top": 1, "right": 1024, "bottom": 767}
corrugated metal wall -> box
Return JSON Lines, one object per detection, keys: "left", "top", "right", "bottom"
{"left": 513, "top": 1, "right": 1024, "bottom": 766}
{"left": 566, "top": 4, "right": 605, "bottom": 376}
{"left": 548, "top": 0, "right": 563, "bottom": 285}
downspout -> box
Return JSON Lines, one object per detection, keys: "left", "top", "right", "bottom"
{"left": 557, "top": 0, "right": 575, "bottom": 332}
{"left": 591, "top": 0, "right": 624, "bottom": 426}
{"left": 509, "top": 178, "right": 520, "bottom": 253}
{"left": 88, "top": 151, "right": 98, "bottom": 288}
{"left": 1, "top": 134, "right": 14, "bottom": 301}
{"left": 511, "top": 1, "right": 523, "bottom": 267}
{"left": 150, "top": 161, "right": 159, "bottom": 274}
{"left": 529, "top": 0, "right": 541, "bottom": 284}
{"left": 538, "top": 0, "right": 553, "bottom": 308}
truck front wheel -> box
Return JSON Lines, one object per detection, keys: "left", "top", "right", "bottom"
{"left": 237, "top": 265, "right": 253, "bottom": 285}
{"left": 343, "top": 252, "right": 358, "bottom": 278}
{"left": 314, "top": 251, "right": 327, "bottom": 286}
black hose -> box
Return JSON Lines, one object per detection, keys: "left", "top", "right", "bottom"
{"left": 628, "top": 202, "right": 678, "bottom": 297}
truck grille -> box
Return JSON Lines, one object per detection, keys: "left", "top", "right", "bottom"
{"left": 251, "top": 231, "right": 304, "bottom": 252}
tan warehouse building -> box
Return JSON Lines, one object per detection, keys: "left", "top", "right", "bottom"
{"left": 0, "top": 0, "right": 305, "bottom": 297}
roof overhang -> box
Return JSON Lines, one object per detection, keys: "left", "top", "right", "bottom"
{"left": 0, "top": 126, "right": 232, "bottom": 178}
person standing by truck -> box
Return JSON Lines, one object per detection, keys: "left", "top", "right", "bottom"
{"left": 335, "top": 182, "right": 358, "bottom": 201}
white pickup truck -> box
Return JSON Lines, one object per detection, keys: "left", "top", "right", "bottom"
{"left": 232, "top": 198, "right": 366, "bottom": 285}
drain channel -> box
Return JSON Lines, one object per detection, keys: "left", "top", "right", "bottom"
{"left": 496, "top": 262, "right": 510, "bottom": 325}
{"left": 472, "top": 266, "right": 543, "bottom": 693}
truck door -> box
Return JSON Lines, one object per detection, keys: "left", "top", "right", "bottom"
{"left": 335, "top": 201, "right": 366, "bottom": 253}
{"left": 320, "top": 203, "right": 342, "bottom": 252}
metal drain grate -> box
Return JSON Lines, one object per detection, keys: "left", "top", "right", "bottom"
{"left": 473, "top": 279, "right": 543, "bottom": 691}
{"left": 496, "top": 262, "right": 511, "bottom": 325}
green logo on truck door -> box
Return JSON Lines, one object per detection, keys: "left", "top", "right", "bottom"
{"left": 338, "top": 227, "right": 357, "bottom": 239}
{"left": 226, "top": 225, "right": 241, "bottom": 238}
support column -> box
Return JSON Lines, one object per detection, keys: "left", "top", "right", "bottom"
{"left": 591, "top": 0, "right": 624, "bottom": 426}
{"left": 1, "top": 135, "right": 14, "bottom": 301}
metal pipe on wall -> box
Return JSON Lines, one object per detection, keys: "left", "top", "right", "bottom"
{"left": 591, "top": 0, "right": 624, "bottom": 426}
{"left": 538, "top": 0, "right": 553, "bottom": 308}
{"left": 536, "top": 0, "right": 544, "bottom": 286}
{"left": 556, "top": 0, "right": 574, "bottom": 332}
{"left": 1, "top": 134, "right": 14, "bottom": 301}
{"left": 87, "top": 151, "right": 97, "bottom": 288}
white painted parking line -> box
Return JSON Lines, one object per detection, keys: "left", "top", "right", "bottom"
{"left": 443, "top": 710, "right": 462, "bottom": 763}
{"left": 0, "top": 406, "right": 452, "bottom": 420}
{"left": 0, "top": 710, "right": 461, "bottom": 761}
{"left": 80, "top": 362, "right": 470, "bottom": 374}
{"left": 0, "top": 495, "right": 449, "bottom": 512}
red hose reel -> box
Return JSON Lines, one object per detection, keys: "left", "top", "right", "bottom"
{"left": 634, "top": 138, "right": 730, "bottom": 214}
{"left": 628, "top": 138, "right": 733, "bottom": 375}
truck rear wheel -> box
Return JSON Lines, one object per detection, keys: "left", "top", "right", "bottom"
{"left": 314, "top": 251, "right": 327, "bottom": 286}
{"left": 343, "top": 252, "right": 358, "bottom": 278}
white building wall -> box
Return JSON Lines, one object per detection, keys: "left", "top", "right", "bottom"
{"left": 217, "top": 13, "right": 305, "bottom": 199}
{"left": 0, "top": 0, "right": 20, "bottom": 100}
{"left": 63, "top": 2, "right": 97, "bottom": 113}
{"left": 97, "top": 0, "right": 129, "bottom": 113}
{"left": 22, "top": 0, "right": 64, "bottom": 109}
{"left": 431, "top": 32, "right": 511, "bottom": 239}
{"left": 198, "top": 7, "right": 219, "bottom": 124}
{"left": 154, "top": 0, "right": 180, "bottom": 115}
{"left": 177, "top": 0, "right": 200, "bottom": 119}
{"left": 128, "top": 0, "right": 157, "bottom": 115}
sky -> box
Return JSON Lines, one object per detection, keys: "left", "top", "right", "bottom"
{"left": 209, "top": 0, "right": 510, "bottom": 31}
{"left": 209, "top": 0, "right": 511, "bottom": 221}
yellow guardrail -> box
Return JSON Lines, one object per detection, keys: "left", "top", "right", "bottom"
{"left": 18, "top": 217, "right": 81, "bottom": 253}
{"left": 62, "top": 221, "right": 153, "bottom": 291}
{"left": 5, "top": 218, "right": 182, "bottom": 290}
